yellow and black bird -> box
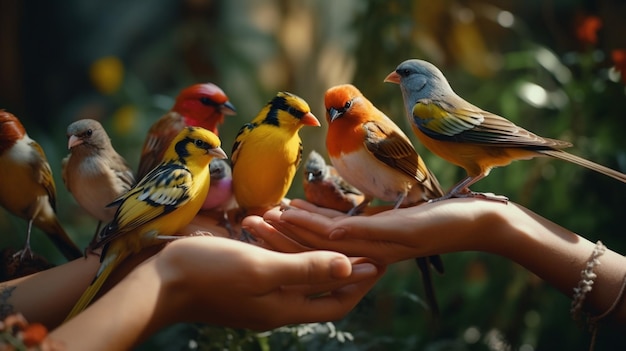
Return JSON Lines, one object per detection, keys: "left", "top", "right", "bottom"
{"left": 65, "top": 126, "right": 227, "bottom": 320}
{"left": 231, "top": 92, "right": 320, "bottom": 221}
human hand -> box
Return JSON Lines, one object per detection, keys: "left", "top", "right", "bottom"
{"left": 156, "top": 235, "right": 384, "bottom": 330}
{"left": 243, "top": 198, "right": 512, "bottom": 265}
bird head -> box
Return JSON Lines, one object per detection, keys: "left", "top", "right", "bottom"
{"left": 324, "top": 84, "right": 373, "bottom": 125}
{"left": 169, "top": 127, "right": 228, "bottom": 166}
{"left": 66, "top": 119, "right": 112, "bottom": 151}
{"left": 172, "top": 83, "right": 237, "bottom": 135}
{"left": 384, "top": 59, "right": 454, "bottom": 117}
{"left": 260, "top": 92, "right": 320, "bottom": 130}
{"left": 304, "top": 150, "right": 328, "bottom": 182}
{"left": 209, "top": 158, "right": 232, "bottom": 181}
{"left": 0, "top": 111, "right": 26, "bottom": 153}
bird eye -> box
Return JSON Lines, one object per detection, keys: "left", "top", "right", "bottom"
{"left": 344, "top": 100, "right": 352, "bottom": 110}
{"left": 200, "top": 97, "right": 216, "bottom": 106}
{"left": 287, "top": 106, "right": 296, "bottom": 115}
{"left": 86, "top": 129, "right": 93, "bottom": 137}
{"left": 194, "top": 139, "right": 208, "bottom": 148}
{"left": 398, "top": 68, "right": 411, "bottom": 77}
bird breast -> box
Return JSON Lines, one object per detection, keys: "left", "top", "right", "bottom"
{"left": 330, "top": 148, "right": 415, "bottom": 203}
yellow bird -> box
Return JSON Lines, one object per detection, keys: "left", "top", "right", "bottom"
{"left": 65, "top": 126, "right": 227, "bottom": 320}
{"left": 231, "top": 92, "right": 320, "bottom": 217}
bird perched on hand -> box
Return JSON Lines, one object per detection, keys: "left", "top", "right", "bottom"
{"left": 231, "top": 92, "right": 320, "bottom": 219}
{"left": 385, "top": 59, "right": 626, "bottom": 201}
{"left": 302, "top": 149, "right": 365, "bottom": 213}
{"left": 324, "top": 84, "right": 444, "bottom": 316}
{"left": 200, "top": 158, "right": 237, "bottom": 237}
{"left": 202, "top": 158, "right": 234, "bottom": 212}
{"left": 62, "top": 119, "right": 135, "bottom": 245}
{"left": 0, "top": 111, "right": 82, "bottom": 261}
{"left": 65, "top": 126, "right": 227, "bottom": 320}
{"left": 136, "top": 82, "right": 235, "bottom": 179}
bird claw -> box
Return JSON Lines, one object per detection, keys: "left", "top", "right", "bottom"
{"left": 429, "top": 189, "right": 509, "bottom": 203}
{"left": 13, "top": 247, "right": 34, "bottom": 261}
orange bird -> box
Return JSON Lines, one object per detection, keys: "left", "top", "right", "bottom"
{"left": 302, "top": 149, "right": 365, "bottom": 213}
{"left": 136, "top": 82, "right": 236, "bottom": 179}
{"left": 386, "top": 59, "right": 626, "bottom": 201}
{"left": 324, "top": 84, "right": 444, "bottom": 315}
{"left": 0, "top": 111, "right": 82, "bottom": 261}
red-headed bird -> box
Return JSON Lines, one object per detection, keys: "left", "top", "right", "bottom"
{"left": 136, "top": 82, "right": 235, "bottom": 179}
{"left": 62, "top": 119, "right": 135, "bottom": 245}
{"left": 302, "top": 149, "right": 365, "bottom": 213}
{"left": 65, "top": 126, "right": 227, "bottom": 320}
{"left": 0, "top": 111, "right": 82, "bottom": 261}
{"left": 386, "top": 59, "right": 626, "bottom": 201}
{"left": 324, "top": 84, "right": 444, "bottom": 316}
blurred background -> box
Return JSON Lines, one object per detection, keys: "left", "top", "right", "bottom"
{"left": 1, "top": 0, "right": 626, "bottom": 349}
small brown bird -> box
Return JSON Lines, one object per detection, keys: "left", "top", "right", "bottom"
{"left": 0, "top": 111, "right": 81, "bottom": 261}
{"left": 303, "top": 150, "right": 365, "bottom": 213}
{"left": 62, "top": 119, "right": 135, "bottom": 246}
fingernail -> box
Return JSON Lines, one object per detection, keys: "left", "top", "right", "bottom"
{"left": 352, "top": 263, "right": 377, "bottom": 276}
{"left": 329, "top": 228, "right": 346, "bottom": 240}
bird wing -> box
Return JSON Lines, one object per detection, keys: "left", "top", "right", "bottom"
{"left": 230, "top": 122, "right": 255, "bottom": 164}
{"left": 29, "top": 140, "right": 58, "bottom": 211}
{"left": 362, "top": 121, "right": 428, "bottom": 183}
{"left": 137, "top": 112, "right": 186, "bottom": 179}
{"left": 413, "top": 99, "right": 572, "bottom": 149}
{"left": 110, "top": 153, "right": 136, "bottom": 190}
{"left": 95, "top": 163, "right": 192, "bottom": 248}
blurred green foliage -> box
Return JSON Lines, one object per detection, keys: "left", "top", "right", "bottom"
{"left": 1, "top": 0, "right": 626, "bottom": 349}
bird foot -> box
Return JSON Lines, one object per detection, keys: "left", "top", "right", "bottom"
{"left": 429, "top": 189, "right": 508, "bottom": 203}
{"left": 13, "top": 247, "right": 34, "bottom": 261}
{"left": 239, "top": 228, "right": 258, "bottom": 243}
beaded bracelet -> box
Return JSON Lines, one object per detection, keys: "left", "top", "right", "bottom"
{"left": 570, "top": 240, "right": 606, "bottom": 322}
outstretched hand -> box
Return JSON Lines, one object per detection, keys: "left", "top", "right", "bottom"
{"left": 242, "top": 198, "right": 510, "bottom": 265}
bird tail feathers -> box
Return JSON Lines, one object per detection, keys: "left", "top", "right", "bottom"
{"left": 64, "top": 251, "right": 124, "bottom": 321}
{"left": 541, "top": 150, "right": 626, "bottom": 183}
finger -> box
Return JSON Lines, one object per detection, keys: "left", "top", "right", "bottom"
{"left": 271, "top": 217, "right": 420, "bottom": 264}
{"left": 289, "top": 199, "right": 348, "bottom": 218}
{"left": 266, "top": 251, "right": 379, "bottom": 288}
{"left": 271, "top": 270, "right": 382, "bottom": 327}
{"left": 242, "top": 216, "right": 314, "bottom": 253}
{"left": 280, "top": 259, "right": 386, "bottom": 295}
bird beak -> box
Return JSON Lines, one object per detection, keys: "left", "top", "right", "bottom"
{"left": 306, "top": 172, "right": 314, "bottom": 182}
{"left": 209, "top": 146, "right": 228, "bottom": 160}
{"left": 68, "top": 135, "right": 83, "bottom": 149}
{"left": 220, "top": 101, "right": 237, "bottom": 116}
{"left": 301, "top": 112, "right": 321, "bottom": 127}
{"left": 328, "top": 108, "right": 343, "bottom": 122}
{"left": 384, "top": 71, "right": 401, "bottom": 84}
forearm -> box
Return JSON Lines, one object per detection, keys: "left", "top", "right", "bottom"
{"left": 483, "top": 202, "right": 626, "bottom": 323}
{"left": 48, "top": 253, "right": 169, "bottom": 351}
{"left": 0, "top": 254, "right": 100, "bottom": 329}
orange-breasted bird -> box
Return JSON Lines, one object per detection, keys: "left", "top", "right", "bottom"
{"left": 385, "top": 59, "right": 626, "bottom": 201}
{"left": 231, "top": 92, "right": 320, "bottom": 218}
{"left": 136, "top": 82, "right": 235, "bottom": 179}
{"left": 65, "top": 126, "right": 227, "bottom": 320}
{"left": 0, "top": 111, "right": 82, "bottom": 261}
{"left": 302, "top": 149, "right": 365, "bottom": 213}
{"left": 62, "top": 119, "right": 135, "bottom": 244}
{"left": 324, "top": 84, "right": 444, "bottom": 316}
